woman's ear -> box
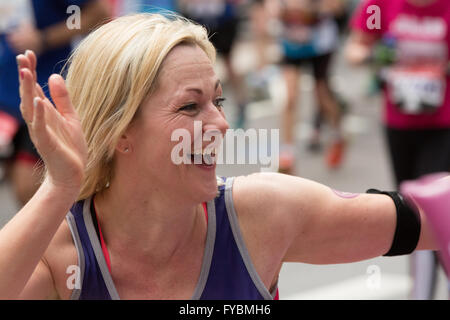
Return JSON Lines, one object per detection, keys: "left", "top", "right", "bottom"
{"left": 116, "top": 134, "right": 132, "bottom": 154}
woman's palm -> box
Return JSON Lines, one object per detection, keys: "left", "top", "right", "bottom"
{"left": 18, "top": 51, "right": 87, "bottom": 192}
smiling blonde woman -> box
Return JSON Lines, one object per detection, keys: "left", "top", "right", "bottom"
{"left": 0, "top": 13, "right": 441, "bottom": 300}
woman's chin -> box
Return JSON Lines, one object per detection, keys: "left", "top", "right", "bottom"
{"left": 194, "top": 179, "right": 219, "bottom": 203}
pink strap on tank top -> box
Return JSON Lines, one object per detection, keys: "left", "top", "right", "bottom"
{"left": 94, "top": 208, "right": 112, "bottom": 273}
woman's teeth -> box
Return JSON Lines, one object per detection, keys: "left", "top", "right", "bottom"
{"left": 189, "top": 149, "right": 216, "bottom": 165}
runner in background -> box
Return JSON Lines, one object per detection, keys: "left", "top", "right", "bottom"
{"left": 308, "top": 0, "right": 351, "bottom": 153}
{"left": 276, "top": 0, "right": 348, "bottom": 175}
{"left": 248, "top": 0, "right": 273, "bottom": 76}
{"left": 347, "top": 0, "right": 450, "bottom": 300}
{"left": 244, "top": 0, "right": 280, "bottom": 103}
{"left": 0, "top": 0, "right": 110, "bottom": 205}
{"left": 178, "top": 0, "right": 249, "bottom": 129}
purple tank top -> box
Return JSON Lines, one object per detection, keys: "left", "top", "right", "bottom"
{"left": 66, "top": 177, "right": 278, "bottom": 300}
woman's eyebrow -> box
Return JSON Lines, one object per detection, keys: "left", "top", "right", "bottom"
{"left": 185, "top": 80, "right": 222, "bottom": 94}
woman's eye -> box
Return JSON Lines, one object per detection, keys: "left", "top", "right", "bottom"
{"left": 179, "top": 103, "right": 197, "bottom": 112}
{"left": 214, "top": 97, "right": 226, "bottom": 109}
{"left": 179, "top": 98, "right": 226, "bottom": 112}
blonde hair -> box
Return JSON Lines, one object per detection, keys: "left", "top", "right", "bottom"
{"left": 63, "top": 13, "right": 216, "bottom": 200}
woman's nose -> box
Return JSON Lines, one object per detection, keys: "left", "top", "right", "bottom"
{"left": 203, "top": 105, "right": 229, "bottom": 137}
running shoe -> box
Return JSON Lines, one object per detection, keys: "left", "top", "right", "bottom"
{"left": 326, "top": 138, "right": 346, "bottom": 169}
{"left": 278, "top": 145, "right": 295, "bottom": 175}
{"left": 307, "top": 130, "right": 322, "bottom": 153}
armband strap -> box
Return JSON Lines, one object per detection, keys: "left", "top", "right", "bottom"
{"left": 366, "top": 189, "right": 421, "bottom": 256}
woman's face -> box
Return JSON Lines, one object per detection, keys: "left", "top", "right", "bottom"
{"left": 124, "top": 44, "right": 229, "bottom": 203}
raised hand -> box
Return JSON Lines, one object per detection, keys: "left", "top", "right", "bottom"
{"left": 17, "top": 50, "right": 87, "bottom": 194}
{"left": 400, "top": 173, "right": 450, "bottom": 275}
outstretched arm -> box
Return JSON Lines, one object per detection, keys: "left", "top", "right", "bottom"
{"left": 0, "top": 51, "right": 87, "bottom": 299}
{"left": 233, "top": 173, "right": 437, "bottom": 266}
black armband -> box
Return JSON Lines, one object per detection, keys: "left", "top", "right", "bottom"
{"left": 366, "top": 189, "right": 421, "bottom": 256}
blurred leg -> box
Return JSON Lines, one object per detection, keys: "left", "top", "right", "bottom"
{"left": 249, "top": 0, "right": 271, "bottom": 71}
{"left": 311, "top": 54, "right": 345, "bottom": 168}
{"left": 415, "top": 129, "right": 450, "bottom": 178}
{"left": 385, "top": 128, "right": 416, "bottom": 187}
{"left": 311, "top": 54, "right": 340, "bottom": 129}
{"left": 279, "top": 65, "right": 300, "bottom": 174}
{"left": 211, "top": 17, "right": 247, "bottom": 128}
{"left": 10, "top": 124, "right": 42, "bottom": 206}
{"left": 224, "top": 54, "right": 248, "bottom": 128}
{"left": 410, "top": 251, "right": 439, "bottom": 300}
{"left": 308, "top": 107, "right": 324, "bottom": 152}
{"left": 282, "top": 65, "right": 300, "bottom": 146}
{"left": 10, "top": 159, "right": 41, "bottom": 206}
{"left": 315, "top": 79, "right": 341, "bottom": 131}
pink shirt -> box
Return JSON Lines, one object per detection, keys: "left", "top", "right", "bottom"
{"left": 351, "top": 0, "right": 450, "bottom": 129}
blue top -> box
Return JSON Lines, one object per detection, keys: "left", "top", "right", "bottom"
{"left": 66, "top": 177, "right": 278, "bottom": 300}
{"left": 118, "top": 0, "right": 176, "bottom": 15}
{"left": 281, "top": 17, "right": 339, "bottom": 59}
{"left": 0, "top": 0, "right": 92, "bottom": 121}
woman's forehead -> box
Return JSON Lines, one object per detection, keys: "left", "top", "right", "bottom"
{"left": 161, "top": 45, "right": 213, "bottom": 73}
{"left": 158, "top": 45, "right": 217, "bottom": 87}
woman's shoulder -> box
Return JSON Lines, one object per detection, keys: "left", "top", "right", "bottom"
{"left": 230, "top": 172, "right": 319, "bottom": 224}
{"left": 232, "top": 171, "right": 279, "bottom": 191}
{"left": 230, "top": 172, "right": 287, "bottom": 222}
{"left": 231, "top": 172, "right": 304, "bottom": 201}
{"left": 226, "top": 173, "right": 296, "bottom": 285}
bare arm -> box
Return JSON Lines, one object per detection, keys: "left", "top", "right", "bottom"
{"left": 281, "top": 178, "right": 436, "bottom": 264}
{"left": 0, "top": 181, "right": 77, "bottom": 299}
{"left": 345, "top": 30, "right": 379, "bottom": 65}
{"left": 7, "top": 0, "right": 110, "bottom": 55}
{"left": 234, "top": 173, "right": 437, "bottom": 266}
{"left": 40, "top": 0, "right": 110, "bottom": 51}
{"left": 0, "top": 51, "right": 87, "bottom": 299}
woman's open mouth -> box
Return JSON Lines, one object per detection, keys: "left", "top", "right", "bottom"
{"left": 188, "top": 150, "right": 216, "bottom": 168}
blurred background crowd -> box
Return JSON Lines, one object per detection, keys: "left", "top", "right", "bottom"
{"left": 1, "top": 0, "right": 449, "bottom": 299}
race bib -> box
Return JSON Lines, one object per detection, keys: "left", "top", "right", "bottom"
{"left": 384, "top": 65, "right": 446, "bottom": 115}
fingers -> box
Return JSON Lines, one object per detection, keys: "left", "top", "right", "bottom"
{"left": 35, "top": 83, "right": 46, "bottom": 100}
{"left": 17, "top": 51, "right": 76, "bottom": 144}
{"left": 48, "top": 74, "right": 77, "bottom": 119}
{"left": 26, "top": 50, "right": 37, "bottom": 72}
{"left": 31, "top": 97, "right": 57, "bottom": 157}
{"left": 18, "top": 50, "right": 51, "bottom": 101}
{"left": 26, "top": 50, "right": 38, "bottom": 82}
{"left": 16, "top": 55, "right": 28, "bottom": 86}
{"left": 17, "top": 50, "right": 47, "bottom": 125}
{"left": 16, "top": 54, "right": 28, "bottom": 69}
{"left": 16, "top": 51, "right": 37, "bottom": 83}
{"left": 32, "top": 97, "right": 46, "bottom": 137}
{"left": 19, "top": 68, "right": 35, "bottom": 124}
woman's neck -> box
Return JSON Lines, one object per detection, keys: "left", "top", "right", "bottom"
{"left": 93, "top": 179, "right": 206, "bottom": 265}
